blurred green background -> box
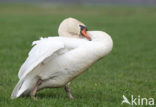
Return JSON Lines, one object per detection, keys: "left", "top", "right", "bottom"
{"left": 0, "top": 2, "right": 156, "bottom": 107}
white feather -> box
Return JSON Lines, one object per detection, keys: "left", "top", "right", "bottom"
{"left": 18, "top": 37, "right": 64, "bottom": 80}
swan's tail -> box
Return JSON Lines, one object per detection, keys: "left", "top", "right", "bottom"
{"left": 11, "top": 78, "right": 25, "bottom": 99}
{"left": 11, "top": 77, "right": 36, "bottom": 99}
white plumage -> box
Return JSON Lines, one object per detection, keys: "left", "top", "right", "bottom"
{"left": 11, "top": 18, "right": 113, "bottom": 99}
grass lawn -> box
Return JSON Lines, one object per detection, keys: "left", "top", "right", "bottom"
{"left": 0, "top": 4, "right": 156, "bottom": 107}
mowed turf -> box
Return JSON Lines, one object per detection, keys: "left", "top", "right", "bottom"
{"left": 0, "top": 4, "right": 156, "bottom": 107}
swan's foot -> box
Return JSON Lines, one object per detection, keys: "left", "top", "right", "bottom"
{"left": 31, "top": 96, "right": 38, "bottom": 101}
{"left": 30, "top": 79, "right": 42, "bottom": 100}
{"left": 65, "top": 83, "right": 74, "bottom": 99}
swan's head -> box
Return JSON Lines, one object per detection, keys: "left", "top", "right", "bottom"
{"left": 58, "top": 17, "right": 91, "bottom": 41}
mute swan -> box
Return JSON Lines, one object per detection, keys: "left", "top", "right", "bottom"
{"left": 11, "top": 17, "right": 113, "bottom": 99}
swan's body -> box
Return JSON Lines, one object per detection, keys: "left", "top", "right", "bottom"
{"left": 11, "top": 18, "right": 113, "bottom": 99}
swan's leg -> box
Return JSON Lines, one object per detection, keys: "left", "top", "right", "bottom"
{"left": 30, "top": 79, "right": 42, "bottom": 100}
{"left": 65, "top": 83, "right": 74, "bottom": 99}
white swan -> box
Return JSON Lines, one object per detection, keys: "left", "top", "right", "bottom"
{"left": 11, "top": 17, "right": 113, "bottom": 99}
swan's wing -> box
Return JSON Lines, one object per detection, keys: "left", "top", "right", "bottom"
{"left": 18, "top": 37, "right": 64, "bottom": 80}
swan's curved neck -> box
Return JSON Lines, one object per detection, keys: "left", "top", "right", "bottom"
{"left": 59, "top": 32, "right": 81, "bottom": 39}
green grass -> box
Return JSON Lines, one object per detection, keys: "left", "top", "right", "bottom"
{"left": 0, "top": 4, "right": 156, "bottom": 107}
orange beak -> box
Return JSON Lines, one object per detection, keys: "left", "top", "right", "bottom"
{"left": 81, "top": 28, "right": 92, "bottom": 41}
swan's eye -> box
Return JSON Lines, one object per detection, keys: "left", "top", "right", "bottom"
{"left": 79, "top": 25, "right": 88, "bottom": 31}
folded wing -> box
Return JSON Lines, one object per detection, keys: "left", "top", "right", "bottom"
{"left": 18, "top": 37, "right": 64, "bottom": 80}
